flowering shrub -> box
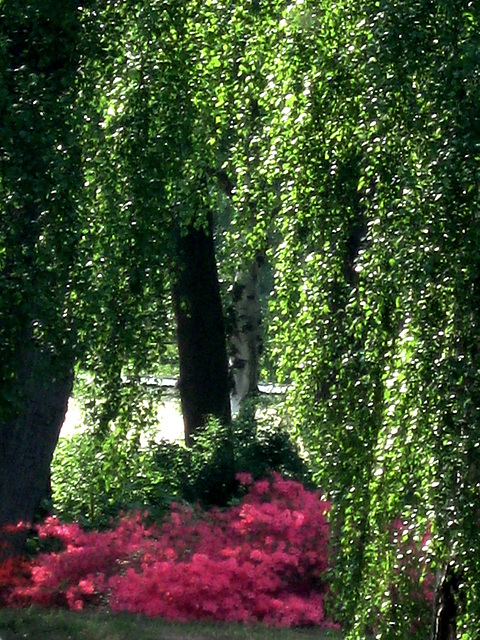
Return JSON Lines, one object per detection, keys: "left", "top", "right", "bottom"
{"left": 108, "top": 473, "right": 333, "bottom": 626}
{"left": 0, "top": 523, "right": 31, "bottom": 606}
{"left": 7, "top": 515, "right": 154, "bottom": 610}
{"left": 0, "top": 554, "right": 30, "bottom": 606}
{"left": 2, "top": 473, "right": 338, "bottom": 628}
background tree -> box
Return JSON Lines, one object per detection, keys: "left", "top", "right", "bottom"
{"left": 173, "top": 208, "right": 231, "bottom": 445}
{"left": 68, "top": 0, "right": 233, "bottom": 445}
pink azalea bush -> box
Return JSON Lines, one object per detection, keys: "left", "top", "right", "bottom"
{"left": 0, "top": 555, "right": 30, "bottom": 606}
{"left": 2, "top": 473, "right": 338, "bottom": 628}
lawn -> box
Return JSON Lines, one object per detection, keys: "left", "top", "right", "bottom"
{"left": 0, "top": 608, "right": 344, "bottom": 640}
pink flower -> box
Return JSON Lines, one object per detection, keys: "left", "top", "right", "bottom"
{"left": 2, "top": 474, "right": 337, "bottom": 628}
{"left": 236, "top": 472, "right": 253, "bottom": 486}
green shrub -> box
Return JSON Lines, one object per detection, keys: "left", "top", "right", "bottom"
{"left": 51, "top": 410, "right": 313, "bottom": 526}
{"left": 152, "top": 413, "right": 313, "bottom": 508}
{"left": 51, "top": 425, "right": 173, "bottom": 528}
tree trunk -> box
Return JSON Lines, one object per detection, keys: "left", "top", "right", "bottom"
{"left": 229, "top": 253, "right": 265, "bottom": 415}
{"left": 431, "top": 563, "right": 461, "bottom": 640}
{"left": 173, "top": 212, "right": 231, "bottom": 445}
{"left": 0, "top": 3, "right": 81, "bottom": 557}
{"left": 0, "top": 335, "right": 73, "bottom": 557}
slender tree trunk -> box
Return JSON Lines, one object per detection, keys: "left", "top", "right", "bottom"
{"left": 173, "top": 212, "right": 231, "bottom": 445}
{"left": 229, "top": 253, "right": 265, "bottom": 415}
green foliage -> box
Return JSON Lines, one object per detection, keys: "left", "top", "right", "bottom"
{"left": 52, "top": 401, "right": 175, "bottom": 528}
{"left": 159, "top": 413, "right": 313, "bottom": 508}
{"left": 52, "top": 411, "right": 312, "bottom": 526}
{"left": 0, "top": 0, "right": 84, "bottom": 413}
{"left": 255, "top": 1, "right": 480, "bottom": 637}
{"left": 4, "top": 0, "right": 480, "bottom": 636}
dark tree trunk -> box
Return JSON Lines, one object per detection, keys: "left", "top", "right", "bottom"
{"left": 0, "top": 336, "right": 73, "bottom": 557}
{"left": 0, "top": 3, "right": 82, "bottom": 557}
{"left": 173, "top": 212, "right": 231, "bottom": 445}
{"left": 431, "top": 563, "right": 461, "bottom": 640}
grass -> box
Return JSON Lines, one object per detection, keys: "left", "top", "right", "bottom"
{"left": 0, "top": 608, "right": 344, "bottom": 640}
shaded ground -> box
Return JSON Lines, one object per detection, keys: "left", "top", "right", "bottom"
{"left": 0, "top": 608, "right": 343, "bottom": 640}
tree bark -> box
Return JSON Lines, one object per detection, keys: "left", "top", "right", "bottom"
{"left": 0, "top": 3, "right": 81, "bottom": 556}
{"left": 0, "top": 334, "right": 73, "bottom": 557}
{"left": 229, "top": 253, "right": 265, "bottom": 415}
{"left": 431, "top": 563, "right": 461, "bottom": 640}
{"left": 173, "top": 212, "right": 231, "bottom": 445}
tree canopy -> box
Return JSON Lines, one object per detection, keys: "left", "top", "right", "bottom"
{"left": 1, "top": 0, "right": 480, "bottom": 637}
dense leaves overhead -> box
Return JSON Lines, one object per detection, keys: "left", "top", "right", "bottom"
{"left": 1, "top": 0, "right": 480, "bottom": 637}
{"left": 260, "top": 1, "right": 480, "bottom": 637}
{"left": 0, "top": 1, "right": 83, "bottom": 388}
